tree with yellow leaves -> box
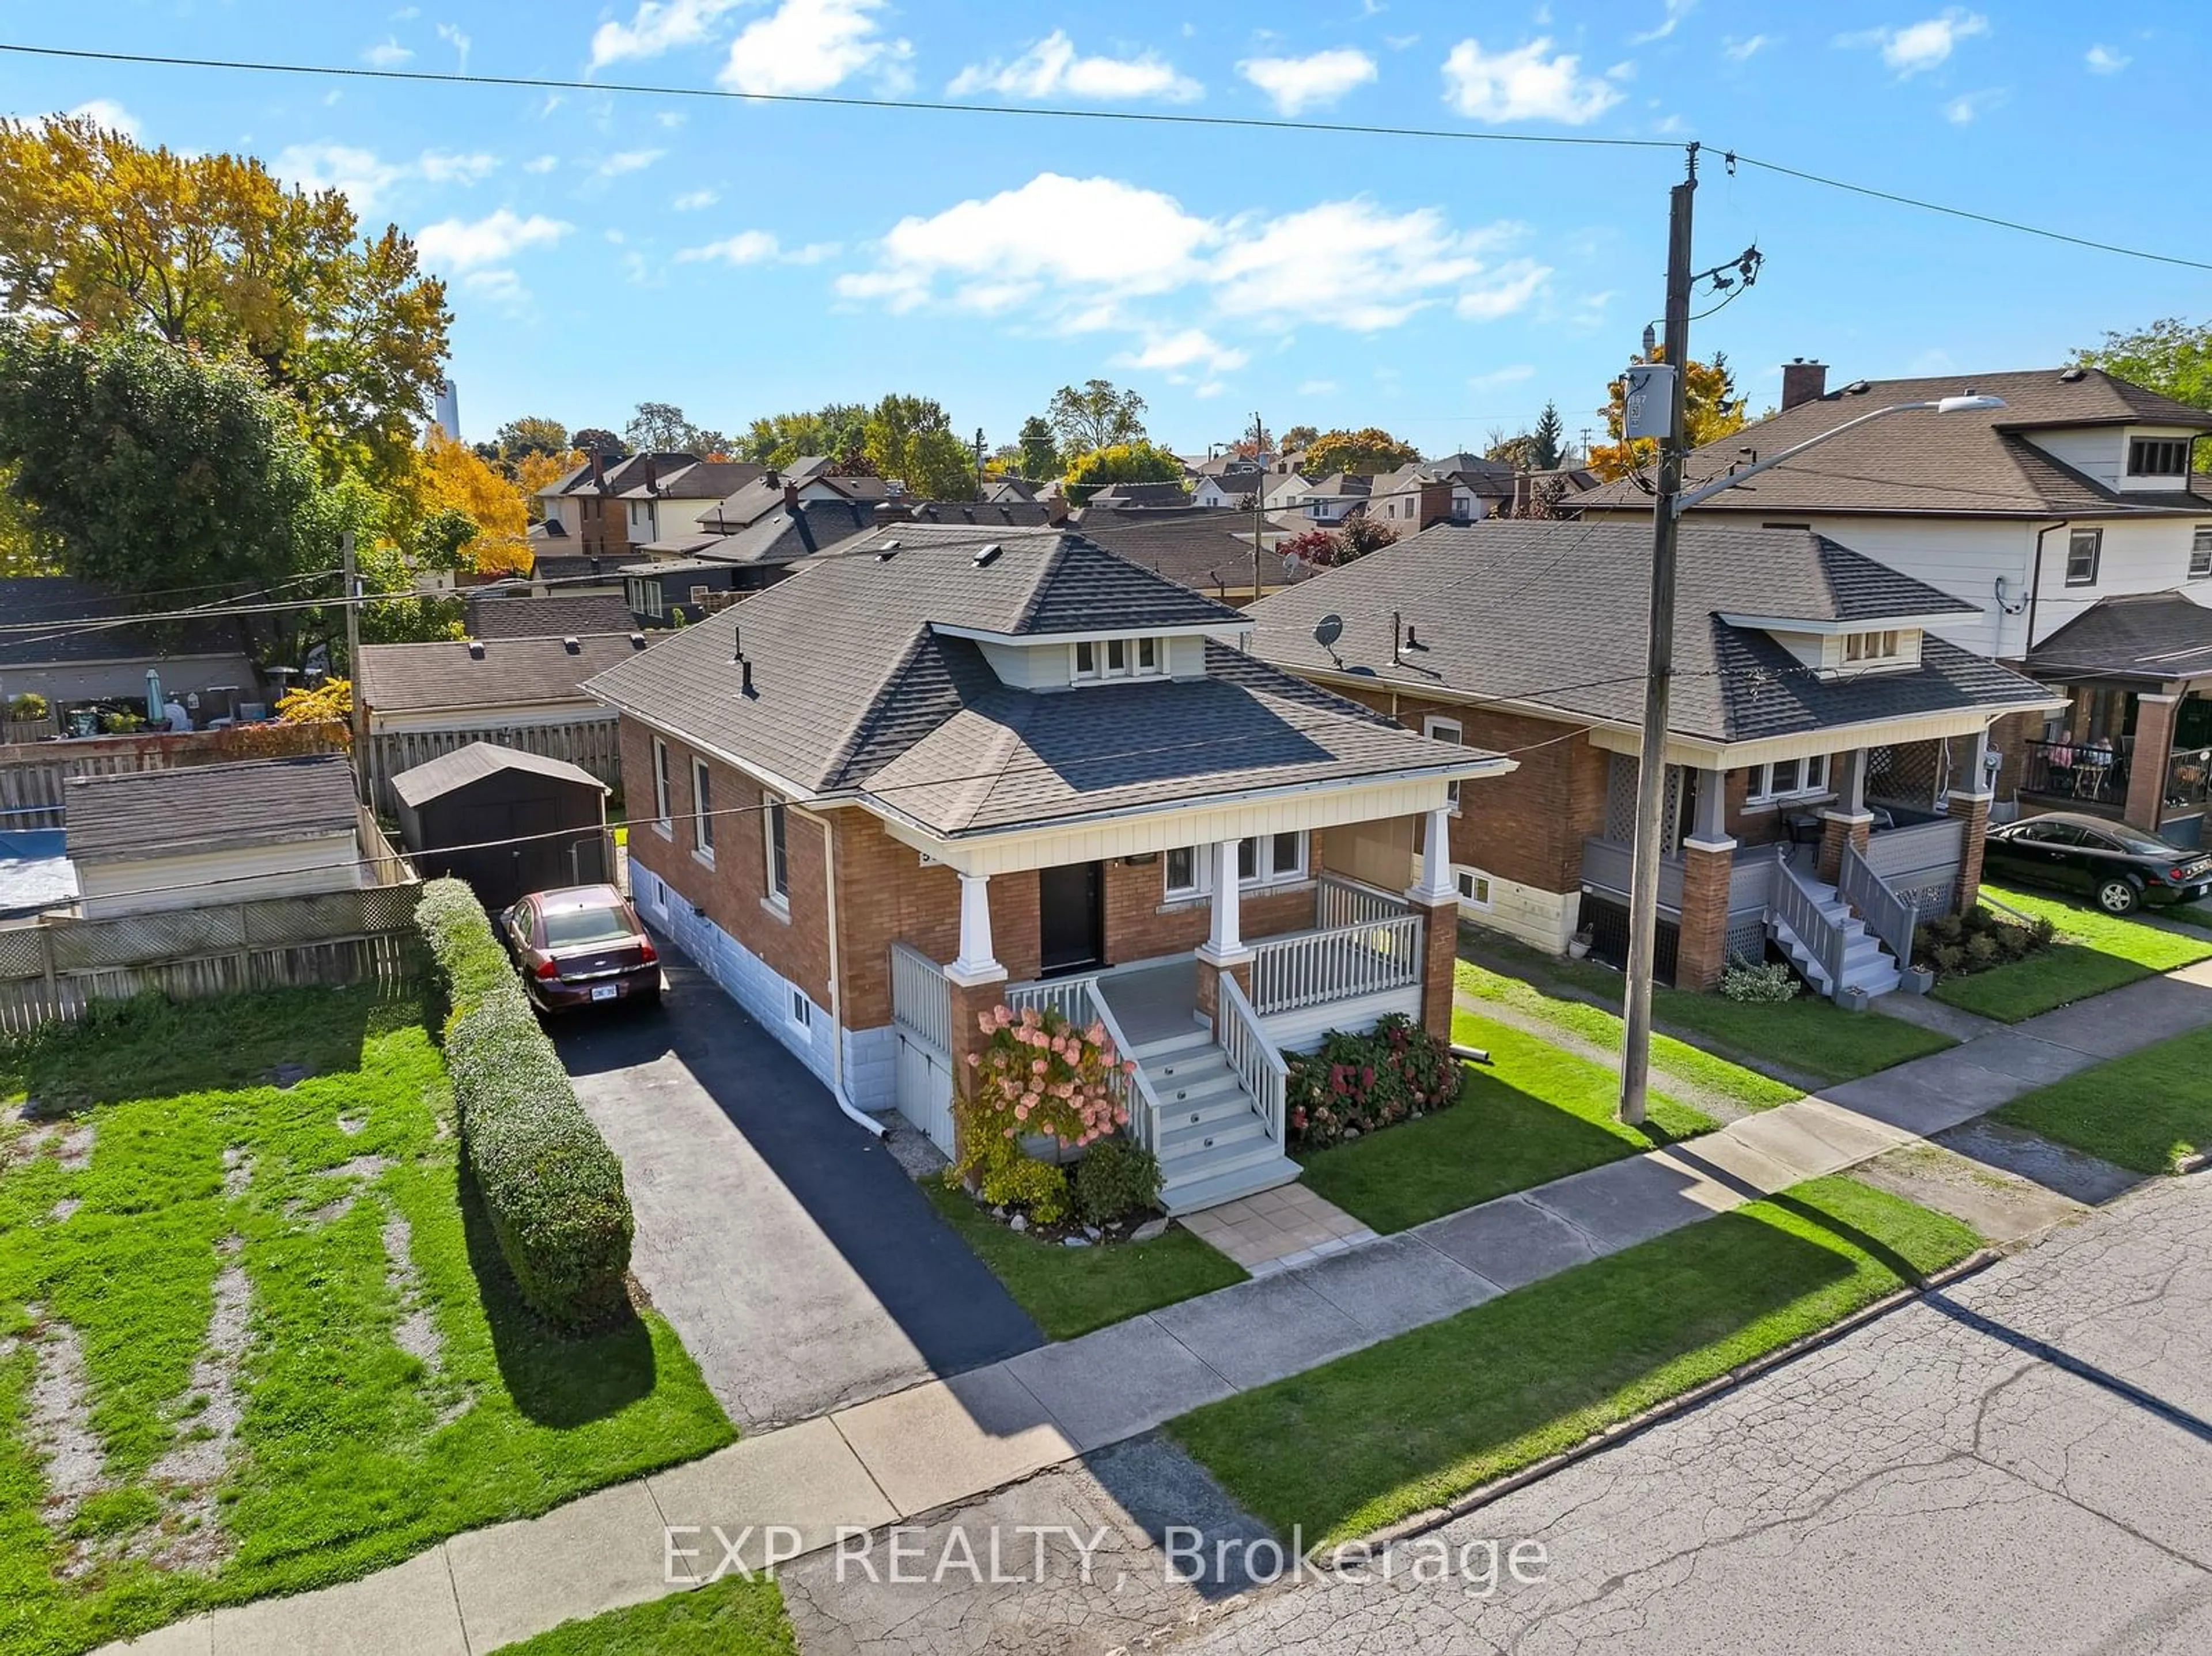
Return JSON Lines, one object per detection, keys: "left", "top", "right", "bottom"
{"left": 411, "top": 431, "right": 532, "bottom": 577}
{"left": 1588, "top": 351, "right": 1744, "bottom": 482}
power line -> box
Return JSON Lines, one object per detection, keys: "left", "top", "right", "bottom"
{"left": 6, "top": 42, "right": 2208, "bottom": 271}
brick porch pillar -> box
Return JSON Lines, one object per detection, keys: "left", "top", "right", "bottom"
{"left": 1407, "top": 804, "right": 1459, "bottom": 1040}
{"left": 1949, "top": 791, "right": 1993, "bottom": 914}
{"left": 1816, "top": 812, "right": 1873, "bottom": 885}
{"left": 2124, "top": 692, "right": 2181, "bottom": 835}
{"left": 1675, "top": 836, "right": 1736, "bottom": 991}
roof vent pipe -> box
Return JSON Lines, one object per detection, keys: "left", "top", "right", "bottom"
{"left": 972, "top": 543, "right": 1002, "bottom": 567}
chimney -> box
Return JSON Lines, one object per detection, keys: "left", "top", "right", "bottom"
{"left": 589, "top": 450, "right": 606, "bottom": 491}
{"left": 872, "top": 498, "right": 914, "bottom": 525}
{"left": 1781, "top": 358, "right": 1828, "bottom": 412}
{"left": 783, "top": 479, "right": 800, "bottom": 508}
{"left": 643, "top": 454, "right": 660, "bottom": 495}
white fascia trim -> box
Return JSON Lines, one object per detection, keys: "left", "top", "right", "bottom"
{"left": 594, "top": 700, "right": 834, "bottom": 807}
{"left": 930, "top": 620, "right": 1249, "bottom": 647}
{"left": 1717, "top": 612, "right": 1960, "bottom": 635}
{"left": 1582, "top": 699, "right": 2069, "bottom": 770}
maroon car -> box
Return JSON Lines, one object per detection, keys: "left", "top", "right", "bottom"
{"left": 500, "top": 885, "right": 662, "bottom": 1012}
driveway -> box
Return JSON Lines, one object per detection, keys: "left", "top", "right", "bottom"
{"left": 552, "top": 943, "right": 1040, "bottom": 1430}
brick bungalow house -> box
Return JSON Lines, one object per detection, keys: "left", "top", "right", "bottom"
{"left": 1576, "top": 363, "right": 2212, "bottom": 848}
{"left": 1247, "top": 521, "right": 2061, "bottom": 998}
{"left": 584, "top": 523, "right": 1505, "bottom": 1213}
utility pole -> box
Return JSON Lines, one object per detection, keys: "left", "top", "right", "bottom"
{"left": 1619, "top": 144, "right": 1699, "bottom": 1126}
{"left": 342, "top": 529, "right": 368, "bottom": 805}
{"left": 1249, "top": 410, "right": 1267, "bottom": 601}
{"left": 972, "top": 427, "right": 987, "bottom": 501}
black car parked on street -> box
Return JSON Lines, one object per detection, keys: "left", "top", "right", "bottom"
{"left": 1982, "top": 812, "right": 2212, "bottom": 915}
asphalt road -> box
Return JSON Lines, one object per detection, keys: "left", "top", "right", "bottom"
{"left": 1166, "top": 1173, "right": 2212, "bottom": 1656}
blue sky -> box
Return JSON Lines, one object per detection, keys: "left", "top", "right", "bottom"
{"left": 5, "top": 2, "right": 2208, "bottom": 457}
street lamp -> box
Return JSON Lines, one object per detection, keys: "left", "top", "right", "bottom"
{"left": 1616, "top": 391, "right": 2006, "bottom": 1123}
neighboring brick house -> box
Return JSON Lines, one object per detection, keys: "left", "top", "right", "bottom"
{"left": 535, "top": 453, "right": 766, "bottom": 561}
{"left": 585, "top": 524, "right": 1502, "bottom": 1214}
{"left": 1577, "top": 362, "right": 2212, "bottom": 847}
{"left": 1248, "top": 521, "right": 2060, "bottom": 998}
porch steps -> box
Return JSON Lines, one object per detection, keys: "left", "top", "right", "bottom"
{"left": 1129, "top": 1026, "right": 1304, "bottom": 1217}
{"left": 1768, "top": 877, "right": 1903, "bottom": 1000}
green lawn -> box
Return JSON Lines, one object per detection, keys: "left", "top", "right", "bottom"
{"left": 490, "top": 1578, "right": 796, "bottom": 1655}
{"left": 0, "top": 990, "right": 733, "bottom": 1656}
{"left": 1455, "top": 959, "right": 1802, "bottom": 1112}
{"left": 1995, "top": 1026, "right": 2212, "bottom": 1174}
{"left": 1931, "top": 886, "right": 2212, "bottom": 1022}
{"left": 925, "top": 1179, "right": 1246, "bottom": 1341}
{"left": 1460, "top": 935, "right": 1953, "bottom": 1086}
{"left": 1169, "top": 1176, "right": 1981, "bottom": 1546}
{"left": 1294, "top": 1010, "right": 1718, "bottom": 1236}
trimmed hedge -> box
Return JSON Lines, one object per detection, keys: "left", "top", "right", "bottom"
{"left": 416, "top": 878, "right": 635, "bottom": 1328}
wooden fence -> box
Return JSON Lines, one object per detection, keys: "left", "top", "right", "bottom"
{"left": 0, "top": 882, "right": 423, "bottom": 1032}
{"left": 365, "top": 718, "right": 622, "bottom": 811}
{"left": 0, "top": 723, "right": 348, "bottom": 828}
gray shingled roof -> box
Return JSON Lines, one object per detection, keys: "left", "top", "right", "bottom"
{"left": 391, "top": 741, "right": 607, "bottom": 808}
{"left": 466, "top": 593, "right": 637, "bottom": 639}
{"left": 1245, "top": 521, "right": 2054, "bottom": 746}
{"left": 0, "top": 577, "right": 247, "bottom": 668}
{"left": 1073, "top": 509, "right": 1302, "bottom": 595}
{"left": 358, "top": 634, "right": 651, "bottom": 716}
{"left": 2024, "top": 590, "right": 2212, "bottom": 684}
{"left": 1085, "top": 482, "right": 1191, "bottom": 509}
{"left": 66, "top": 755, "right": 358, "bottom": 862}
{"left": 1577, "top": 367, "right": 2212, "bottom": 520}
{"left": 585, "top": 525, "right": 1487, "bottom": 833}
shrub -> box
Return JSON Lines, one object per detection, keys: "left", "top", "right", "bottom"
{"left": 1286, "top": 1012, "right": 1458, "bottom": 1150}
{"left": 1071, "top": 1135, "right": 1164, "bottom": 1226}
{"left": 1719, "top": 956, "right": 1800, "bottom": 1003}
{"left": 1924, "top": 913, "right": 1964, "bottom": 948}
{"left": 2029, "top": 915, "right": 2058, "bottom": 948}
{"left": 1964, "top": 931, "right": 2003, "bottom": 969}
{"left": 415, "top": 877, "right": 634, "bottom": 1328}
{"left": 8, "top": 691, "right": 47, "bottom": 721}
{"left": 1929, "top": 942, "right": 1967, "bottom": 975}
{"left": 951, "top": 1003, "right": 1131, "bottom": 1223}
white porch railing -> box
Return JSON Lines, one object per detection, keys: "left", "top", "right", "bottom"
{"left": 1217, "top": 971, "right": 1288, "bottom": 1153}
{"left": 1001, "top": 972, "right": 1161, "bottom": 1153}
{"left": 1003, "top": 975, "right": 1094, "bottom": 1026}
{"left": 1315, "top": 871, "right": 1412, "bottom": 930}
{"left": 1840, "top": 841, "right": 1919, "bottom": 969}
{"left": 889, "top": 941, "right": 951, "bottom": 1051}
{"left": 1248, "top": 913, "right": 1424, "bottom": 1016}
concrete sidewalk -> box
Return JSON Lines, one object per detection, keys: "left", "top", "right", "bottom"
{"left": 107, "top": 958, "right": 2212, "bottom": 1656}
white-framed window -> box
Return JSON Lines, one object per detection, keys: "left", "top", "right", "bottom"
{"left": 1162, "top": 832, "right": 1308, "bottom": 900}
{"left": 2191, "top": 526, "right": 2212, "bottom": 581}
{"left": 1425, "top": 714, "right": 1465, "bottom": 809}
{"left": 2128, "top": 437, "right": 2191, "bottom": 477}
{"left": 1071, "top": 635, "right": 1168, "bottom": 683}
{"left": 763, "top": 793, "right": 789, "bottom": 905}
{"left": 652, "top": 738, "right": 672, "bottom": 835}
{"left": 1744, "top": 753, "right": 1831, "bottom": 804}
{"left": 1841, "top": 628, "right": 1903, "bottom": 665}
{"left": 691, "top": 758, "right": 714, "bottom": 860}
{"left": 788, "top": 987, "right": 812, "bottom": 1031}
{"left": 1455, "top": 868, "right": 1493, "bottom": 908}
{"left": 2066, "top": 527, "right": 2103, "bottom": 586}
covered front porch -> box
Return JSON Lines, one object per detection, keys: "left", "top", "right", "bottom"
{"left": 2010, "top": 682, "right": 2212, "bottom": 850}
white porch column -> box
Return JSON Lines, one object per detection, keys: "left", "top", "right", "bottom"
{"left": 1408, "top": 805, "right": 1456, "bottom": 905}
{"left": 945, "top": 870, "right": 1005, "bottom": 986}
{"left": 1198, "top": 839, "right": 1248, "bottom": 962}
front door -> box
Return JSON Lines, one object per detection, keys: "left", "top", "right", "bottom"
{"left": 1037, "top": 862, "right": 1104, "bottom": 976}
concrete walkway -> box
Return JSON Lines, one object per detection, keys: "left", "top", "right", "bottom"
{"left": 107, "top": 958, "right": 2212, "bottom": 1656}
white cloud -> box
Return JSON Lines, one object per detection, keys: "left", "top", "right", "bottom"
{"left": 677, "top": 231, "right": 838, "bottom": 266}
{"left": 1630, "top": 0, "right": 1694, "bottom": 46}
{"left": 1467, "top": 364, "right": 1536, "bottom": 393}
{"left": 1298, "top": 379, "right": 1338, "bottom": 396}
{"left": 523, "top": 153, "right": 559, "bottom": 173}
{"left": 673, "top": 188, "right": 721, "bottom": 210}
{"left": 1237, "top": 48, "right": 1377, "bottom": 115}
{"left": 1722, "top": 34, "right": 1774, "bottom": 62}
{"left": 2085, "top": 43, "right": 2130, "bottom": 74}
{"left": 417, "top": 149, "right": 498, "bottom": 184}
{"left": 596, "top": 148, "right": 666, "bottom": 177}
{"left": 66, "top": 98, "right": 138, "bottom": 137}
{"left": 1943, "top": 87, "right": 2003, "bottom": 123}
{"left": 415, "top": 209, "right": 572, "bottom": 269}
{"left": 436, "top": 22, "right": 471, "bottom": 70}
{"left": 274, "top": 142, "right": 408, "bottom": 213}
{"left": 1442, "top": 38, "right": 1623, "bottom": 124}
{"left": 950, "top": 31, "right": 1200, "bottom": 103}
{"left": 363, "top": 37, "right": 413, "bottom": 67}
{"left": 590, "top": 0, "right": 741, "bottom": 70}
{"left": 1838, "top": 10, "right": 1988, "bottom": 77}
{"left": 1118, "top": 329, "right": 1249, "bottom": 376}
{"left": 720, "top": 0, "right": 912, "bottom": 96}
{"left": 462, "top": 267, "right": 528, "bottom": 307}
{"left": 1455, "top": 262, "right": 1550, "bottom": 319}
{"left": 1214, "top": 201, "right": 1532, "bottom": 331}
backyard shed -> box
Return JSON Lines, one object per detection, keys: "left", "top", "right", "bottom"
{"left": 391, "top": 742, "right": 610, "bottom": 911}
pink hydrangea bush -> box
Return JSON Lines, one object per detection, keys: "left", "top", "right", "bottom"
{"left": 951, "top": 1004, "right": 1135, "bottom": 1223}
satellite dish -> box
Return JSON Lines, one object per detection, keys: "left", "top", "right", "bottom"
{"left": 1313, "top": 613, "right": 1344, "bottom": 650}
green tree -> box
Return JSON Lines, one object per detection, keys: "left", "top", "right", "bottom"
{"left": 738, "top": 403, "right": 869, "bottom": 467}
{"left": 1529, "top": 400, "right": 1566, "bottom": 468}
{"left": 1062, "top": 441, "right": 1185, "bottom": 505}
{"left": 1300, "top": 427, "right": 1423, "bottom": 478}
{"left": 1282, "top": 423, "right": 1320, "bottom": 452}
{"left": 1016, "top": 415, "right": 1062, "bottom": 480}
{"left": 571, "top": 426, "right": 627, "bottom": 458}
{"left": 863, "top": 394, "right": 978, "bottom": 499}
{"left": 1048, "top": 378, "right": 1148, "bottom": 452}
{"left": 0, "top": 467, "right": 59, "bottom": 577}
{"left": 0, "top": 114, "right": 449, "bottom": 489}
{"left": 623, "top": 401, "right": 727, "bottom": 456}
{"left": 495, "top": 415, "right": 570, "bottom": 458}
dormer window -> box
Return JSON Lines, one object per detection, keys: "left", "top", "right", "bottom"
{"left": 1071, "top": 635, "right": 1166, "bottom": 682}
{"left": 1842, "top": 629, "right": 1902, "bottom": 666}
{"left": 2128, "top": 437, "right": 2191, "bottom": 478}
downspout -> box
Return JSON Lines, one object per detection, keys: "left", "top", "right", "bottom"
{"left": 813, "top": 808, "right": 885, "bottom": 1138}
{"left": 2024, "top": 520, "right": 2068, "bottom": 662}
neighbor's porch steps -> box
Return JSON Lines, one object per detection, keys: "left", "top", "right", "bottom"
{"left": 1768, "top": 874, "right": 1903, "bottom": 999}
{"left": 1130, "top": 1025, "right": 1301, "bottom": 1216}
